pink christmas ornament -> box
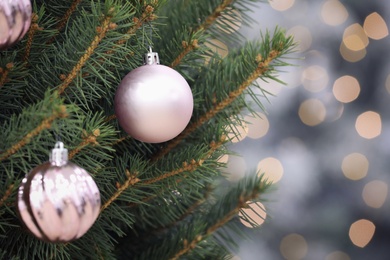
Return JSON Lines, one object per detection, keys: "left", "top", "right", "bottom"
{"left": 115, "top": 48, "right": 193, "bottom": 143}
{"left": 0, "top": 0, "right": 32, "bottom": 50}
{"left": 17, "top": 142, "right": 101, "bottom": 242}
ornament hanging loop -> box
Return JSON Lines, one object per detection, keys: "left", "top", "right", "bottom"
{"left": 50, "top": 141, "right": 68, "bottom": 166}
{"left": 144, "top": 46, "right": 160, "bottom": 65}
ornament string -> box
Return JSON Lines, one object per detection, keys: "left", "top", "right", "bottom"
{"left": 148, "top": 21, "right": 153, "bottom": 49}
{"left": 54, "top": 120, "right": 64, "bottom": 146}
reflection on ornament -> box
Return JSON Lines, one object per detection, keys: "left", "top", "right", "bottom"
{"left": 115, "top": 48, "right": 193, "bottom": 143}
{"left": 0, "top": 0, "right": 32, "bottom": 50}
{"left": 17, "top": 142, "right": 101, "bottom": 242}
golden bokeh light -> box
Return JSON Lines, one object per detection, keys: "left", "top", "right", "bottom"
{"left": 325, "top": 251, "right": 351, "bottom": 260}
{"left": 287, "top": 25, "right": 312, "bottom": 52}
{"left": 362, "top": 180, "right": 388, "bottom": 208}
{"left": 339, "top": 41, "right": 367, "bottom": 62}
{"left": 341, "top": 153, "right": 369, "bottom": 180}
{"left": 280, "top": 233, "right": 308, "bottom": 260}
{"left": 257, "top": 157, "right": 284, "bottom": 183}
{"left": 269, "top": 0, "right": 295, "bottom": 11}
{"left": 224, "top": 155, "right": 247, "bottom": 182}
{"left": 364, "top": 12, "right": 389, "bottom": 40}
{"left": 355, "top": 111, "right": 382, "bottom": 139}
{"left": 302, "top": 65, "right": 329, "bottom": 92}
{"left": 217, "top": 154, "right": 229, "bottom": 164}
{"left": 239, "top": 201, "right": 267, "bottom": 228}
{"left": 343, "top": 23, "right": 369, "bottom": 51}
{"left": 332, "top": 75, "right": 360, "bottom": 103}
{"left": 349, "top": 219, "right": 376, "bottom": 248}
{"left": 298, "top": 99, "right": 327, "bottom": 126}
{"left": 244, "top": 113, "right": 270, "bottom": 139}
{"left": 217, "top": 7, "right": 242, "bottom": 34}
{"left": 321, "top": 0, "right": 348, "bottom": 26}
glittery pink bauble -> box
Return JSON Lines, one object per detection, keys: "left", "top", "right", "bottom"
{"left": 0, "top": 0, "right": 32, "bottom": 50}
{"left": 17, "top": 142, "right": 100, "bottom": 242}
{"left": 115, "top": 64, "right": 193, "bottom": 143}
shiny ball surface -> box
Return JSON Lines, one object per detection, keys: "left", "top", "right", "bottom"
{"left": 115, "top": 64, "right": 193, "bottom": 143}
{"left": 17, "top": 161, "right": 101, "bottom": 242}
{"left": 0, "top": 0, "right": 32, "bottom": 50}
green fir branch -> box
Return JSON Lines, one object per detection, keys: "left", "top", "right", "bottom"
{"left": 131, "top": 174, "right": 271, "bottom": 260}
{"left": 0, "top": 93, "right": 68, "bottom": 164}
{"left": 153, "top": 29, "right": 294, "bottom": 160}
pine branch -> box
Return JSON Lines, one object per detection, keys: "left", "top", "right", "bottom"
{"left": 93, "top": 3, "right": 157, "bottom": 78}
{"left": 145, "top": 160, "right": 203, "bottom": 186}
{"left": 153, "top": 49, "right": 280, "bottom": 160}
{"left": 157, "top": 0, "right": 258, "bottom": 73}
{"left": 100, "top": 137, "right": 225, "bottom": 214}
{"left": 197, "top": 0, "right": 234, "bottom": 32}
{"left": 172, "top": 177, "right": 270, "bottom": 259}
{"left": 159, "top": 0, "right": 238, "bottom": 70}
{"left": 0, "top": 63, "right": 14, "bottom": 87}
{"left": 0, "top": 105, "right": 68, "bottom": 162}
{"left": 0, "top": 184, "right": 14, "bottom": 208}
{"left": 57, "top": 10, "right": 115, "bottom": 95}
{"left": 68, "top": 129, "right": 101, "bottom": 159}
{"left": 170, "top": 209, "right": 238, "bottom": 260}
{"left": 158, "top": 185, "right": 212, "bottom": 231}
{"left": 116, "top": 4, "right": 156, "bottom": 46}
{"left": 23, "top": 14, "right": 41, "bottom": 64}
{"left": 167, "top": 0, "right": 233, "bottom": 68}
{"left": 170, "top": 40, "right": 199, "bottom": 68}
{"left": 133, "top": 174, "right": 271, "bottom": 260}
{"left": 100, "top": 169, "right": 140, "bottom": 213}
{"left": 46, "top": 0, "right": 83, "bottom": 44}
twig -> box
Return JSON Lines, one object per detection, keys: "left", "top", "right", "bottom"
{"left": 57, "top": 13, "right": 114, "bottom": 95}
{"left": 46, "top": 0, "right": 83, "bottom": 44}
{"left": 68, "top": 129, "right": 101, "bottom": 159}
{"left": 169, "top": 0, "right": 233, "bottom": 68}
{"left": 0, "top": 63, "right": 14, "bottom": 87}
{"left": 170, "top": 40, "right": 199, "bottom": 68}
{"left": 24, "top": 13, "right": 41, "bottom": 63}
{"left": 0, "top": 106, "right": 68, "bottom": 162}
{"left": 0, "top": 184, "right": 15, "bottom": 208}
{"left": 170, "top": 190, "right": 262, "bottom": 260}
{"left": 195, "top": 0, "right": 234, "bottom": 32}
{"left": 100, "top": 170, "right": 140, "bottom": 213}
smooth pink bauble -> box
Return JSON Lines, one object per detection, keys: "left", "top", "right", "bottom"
{"left": 0, "top": 0, "right": 32, "bottom": 50}
{"left": 115, "top": 64, "right": 193, "bottom": 143}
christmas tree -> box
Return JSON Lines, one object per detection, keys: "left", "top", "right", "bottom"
{"left": 0, "top": 0, "right": 295, "bottom": 259}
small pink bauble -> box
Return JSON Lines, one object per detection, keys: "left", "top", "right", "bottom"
{"left": 0, "top": 0, "right": 32, "bottom": 50}
{"left": 17, "top": 142, "right": 101, "bottom": 242}
{"left": 115, "top": 50, "right": 193, "bottom": 143}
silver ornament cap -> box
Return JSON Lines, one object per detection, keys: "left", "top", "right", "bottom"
{"left": 17, "top": 142, "right": 101, "bottom": 242}
{"left": 144, "top": 47, "right": 160, "bottom": 65}
{"left": 49, "top": 141, "right": 68, "bottom": 166}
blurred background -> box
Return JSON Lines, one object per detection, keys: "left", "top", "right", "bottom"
{"left": 219, "top": 0, "right": 389, "bottom": 259}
